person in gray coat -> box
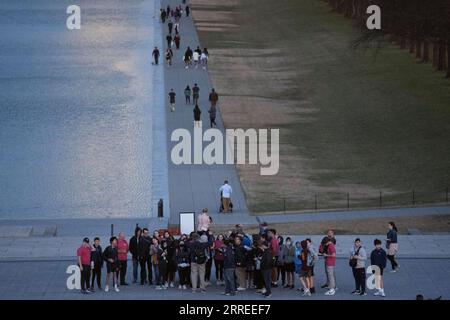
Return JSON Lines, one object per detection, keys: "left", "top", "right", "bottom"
{"left": 349, "top": 238, "right": 367, "bottom": 296}
{"left": 280, "top": 237, "right": 296, "bottom": 288}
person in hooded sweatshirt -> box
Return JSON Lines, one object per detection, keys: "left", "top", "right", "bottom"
{"left": 371, "top": 239, "right": 387, "bottom": 297}
{"left": 176, "top": 240, "right": 190, "bottom": 290}
{"left": 129, "top": 227, "right": 141, "bottom": 284}
{"left": 223, "top": 238, "right": 236, "bottom": 296}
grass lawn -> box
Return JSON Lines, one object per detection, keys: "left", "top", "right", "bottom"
{"left": 191, "top": 0, "right": 450, "bottom": 213}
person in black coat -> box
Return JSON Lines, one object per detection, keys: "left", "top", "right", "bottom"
{"left": 102, "top": 237, "right": 119, "bottom": 292}
{"left": 138, "top": 228, "right": 152, "bottom": 285}
{"left": 129, "top": 227, "right": 141, "bottom": 283}
{"left": 259, "top": 240, "right": 273, "bottom": 298}
{"left": 90, "top": 237, "right": 103, "bottom": 291}
{"left": 193, "top": 104, "right": 201, "bottom": 127}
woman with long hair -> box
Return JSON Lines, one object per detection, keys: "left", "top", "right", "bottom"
{"left": 386, "top": 222, "right": 399, "bottom": 272}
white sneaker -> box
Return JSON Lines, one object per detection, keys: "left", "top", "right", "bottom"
{"left": 104, "top": 286, "right": 109, "bottom": 292}
{"left": 380, "top": 290, "right": 386, "bottom": 297}
{"left": 114, "top": 285, "right": 120, "bottom": 292}
{"left": 178, "top": 285, "right": 182, "bottom": 290}
{"left": 183, "top": 285, "right": 187, "bottom": 290}
{"left": 302, "top": 289, "right": 310, "bottom": 296}
{"left": 156, "top": 285, "right": 163, "bottom": 290}
{"left": 170, "top": 283, "right": 175, "bottom": 288}
{"left": 261, "top": 289, "right": 267, "bottom": 294}
{"left": 390, "top": 270, "right": 397, "bottom": 273}
{"left": 374, "top": 290, "right": 381, "bottom": 296}
{"left": 325, "top": 289, "right": 336, "bottom": 296}
{"left": 237, "top": 287, "right": 246, "bottom": 291}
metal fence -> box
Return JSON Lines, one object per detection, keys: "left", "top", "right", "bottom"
{"left": 257, "top": 187, "right": 449, "bottom": 213}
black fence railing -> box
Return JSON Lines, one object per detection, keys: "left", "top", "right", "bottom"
{"left": 253, "top": 187, "right": 449, "bottom": 214}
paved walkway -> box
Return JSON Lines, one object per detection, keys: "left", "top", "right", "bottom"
{"left": 0, "top": 258, "right": 448, "bottom": 300}
{"left": 161, "top": 0, "right": 250, "bottom": 226}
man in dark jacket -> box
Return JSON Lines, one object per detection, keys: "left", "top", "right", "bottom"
{"left": 129, "top": 227, "right": 141, "bottom": 283}
{"left": 234, "top": 236, "right": 247, "bottom": 291}
{"left": 187, "top": 233, "right": 211, "bottom": 293}
{"left": 138, "top": 228, "right": 152, "bottom": 285}
{"left": 90, "top": 237, "right": 103, "bottom": 291}
{"left": 371, "top": 239, "right": 387, "bottom": 297}
{"left": 260, "top": 240, "right": 273, "bottom": 298}
{"left": 208, "top": 89, "right": 219, "bottom": 108}
{"left": 223, "top": 240, "right": 236, "bottom": 296}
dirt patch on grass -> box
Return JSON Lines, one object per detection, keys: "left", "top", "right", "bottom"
{"left": 210, "top": 214, "right": 450, "bottom": 235}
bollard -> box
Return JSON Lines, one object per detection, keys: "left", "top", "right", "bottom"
{"left": 412, "top": 190, "right": 415, "bottom": 205}
{"left": 110, "top": 224, "right": 114, "bottom": 237}
{"left": 446, "top": 187, "right": 449, "bottom": 204}
{"left": 158, "top": 198, "right": 164, "bottom": 218}
{"left": 379, "top": 191, "right": 382, "bottom": 208}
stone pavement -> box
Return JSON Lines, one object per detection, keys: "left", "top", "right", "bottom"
{"left": 161, "top": 0, "right": 250, "bottom": 225}
{"left": 0, "top": 257, "right": 448, "bottom": 300}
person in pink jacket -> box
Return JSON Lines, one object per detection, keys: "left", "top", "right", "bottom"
{"left": 117, "top": 232, "right": 129, "bottom": 286}
{"left": 197, "top": 208, "right": 212, "bottom": 235}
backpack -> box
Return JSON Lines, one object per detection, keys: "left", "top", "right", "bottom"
{"left": 194, "top": 246, "right": 207, "bottom": 264}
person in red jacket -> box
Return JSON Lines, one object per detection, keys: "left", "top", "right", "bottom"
{"left": 77, "top": 237, "right": 92, "bottom": 294}
{"left": 267, "top": 229, "right": 280, "bottom": 287}
{"left": 117, "top": 232, "right": 129, "bottom": 286}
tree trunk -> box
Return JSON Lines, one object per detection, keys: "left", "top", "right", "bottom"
{"left": 446, "top": 41, "right": 450, "bottom": 78}
{"left": 437, "top": 41, "right": 445, "bottom": 71}
{"left": 432, "top": 41, "right": 439, "bottom": 68}
{"left": 415, "top": 41, "right": 422, "bottom": 59}
{"left": 422, "top": 40, "right": 429, "bottom": 63}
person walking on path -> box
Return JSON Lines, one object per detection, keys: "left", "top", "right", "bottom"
{"left": 192, "top": 83, "right": 200, "bottom": 105}
{"left": 323, "top": 237, "right": 337, "bottom": 296}
{"left": 193, "top": 104, "right": 202, "bottom": 127}
{"left": 103, "top": 236, "right": 120, "bottom": 292}
{"left": 319, "top": 229, "right": 337, "bottom": 289}
{"left": 175, "top": 240, "right": 190, "bottom": 290}
{"left": 386, "top": 222, "right": 399, "bottom": 272}
{"left": 184, "top": 85, "right": 191, "bottom": 104}
{"left": 77, "top": 237, "right": 92, "bottom": 294}
{"left": 152, "top": 47, "right": 160, "bottom": 65}
{"left": 168, "top": 19, "right": 173, "bottom": 34}
{"left": 185, "top": 5, "right": 190, "bottom": 17}
{"left": 174, "top": 32, "right": 181, "bottom": 50}
{"left": 168, "top": 89, "right": 176, "bottom": 112}
{"left": 209, "top": 88, "right": 219, "bottom": 108}
{"left": 208, "top": 105, "right": 217, "bottom": 128}
{"left": 219, "top": 180, "right": 233, "bottom": 213}
{"left": 193, "top": 50, "right": 200, "bottom": 69}
{"left": 129, "top": 227, "right": 141, "bottom": 284}
{"left": 281, "top": 237, "right": 295, "bottom": 289}
{"left": 201, "top": 51, "right": 208, "bottom": 70}
{"left": 371, "top": 239, "right": 387, "bottom": 297}
{"left": 166, "top": 5, "right": 170, "bottom": 17}
{"left": 165, "top": 48, "right": 173, "bottom": 66}
{"left": 90, "top": 237, "right": 103, "bottom": 291}
{"left": 197, "top": 208, "right": 211, "bottom": 234}
{"left": 184, "top": 47, "right": 193, "bottom": 69}
{"left": 166, "top": 34, "right": 173, "bottom": 48}
{"left": 138, "top": 228, "right": 152, "bottom": 285}
{"left": 117, "top": 232, "right": 129, "bottom": 286}
{"left": 160, "top": 9, "right": 167, "bottom": 23}
{"left": 349, "top": 238, "right": 367, "bottom": 296}
{"left": 213, "top": 234, "right": 226, "bottom": 285}
{"left": 235, "top": 236, "right": 247, "bottom": 291}
{"left": 188, "top": 234, "right": 211, "bottom": 293}
{"left": 174, "top": 22, "right": 180, "bottom": 34}
{"left": 223, "top": 239, "right": 236, "bottom": 296}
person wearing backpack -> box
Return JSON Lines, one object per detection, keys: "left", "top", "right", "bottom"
{"left": 319, "top": 229, "right": 337, "bottom": 289}
{"left": 189, "top": 234, "right": 210, "bottom": 293}
{"left": 299, "top": 240, "right": 312, "bottom": 296}
{"left": 349, "top": 238, "right": 367, "bottom": 296}
{"left": 306, "top": 238, "right": 318, "bottom": 294}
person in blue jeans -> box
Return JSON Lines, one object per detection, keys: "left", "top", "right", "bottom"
{"left": 223, "top": 240, "right": 236, "bottom": 296}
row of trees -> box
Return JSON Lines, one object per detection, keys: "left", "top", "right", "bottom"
{"left": 323, "top": 0, "right": 450, "bottom": 77}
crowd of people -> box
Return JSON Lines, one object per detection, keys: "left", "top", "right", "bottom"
{"left": 76, "top": 215, "right": 400, "bottom": 298}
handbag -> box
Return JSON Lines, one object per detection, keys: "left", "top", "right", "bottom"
{"left": 349, "top": 247, "right": 361, "bottom": 268}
